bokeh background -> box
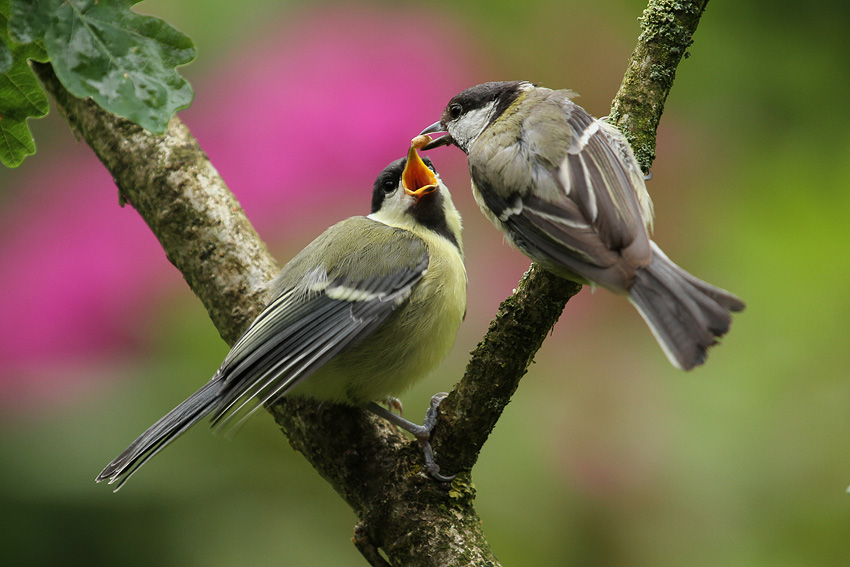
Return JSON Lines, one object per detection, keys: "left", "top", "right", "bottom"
{"left": 2, "top": 1, "right": 849, "bottom": 565}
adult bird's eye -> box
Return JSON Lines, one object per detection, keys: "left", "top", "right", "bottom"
{"left": 449, "top": 103, "right": 462, "bottom": 119}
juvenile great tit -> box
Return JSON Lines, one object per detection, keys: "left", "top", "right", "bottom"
{"left": 97, "top": 146, "right": 466, "bottom": 490}
{"left": 420, "top": 81, "right": 743, "bottom": 370}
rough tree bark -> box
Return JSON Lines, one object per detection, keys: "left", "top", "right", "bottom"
{"left": 33, "top": 0, "right": 709, "bottom": 564}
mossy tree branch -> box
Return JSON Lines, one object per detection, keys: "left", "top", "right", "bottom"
{"left": 32, "top": 0, "right": 708, "bottom": 563}
{"left": 610, "top": 0, "right": 710, "bottom": 171}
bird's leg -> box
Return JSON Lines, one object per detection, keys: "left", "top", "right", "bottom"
{"left": 367, "top": 392, "right": 454, "bottom": 482}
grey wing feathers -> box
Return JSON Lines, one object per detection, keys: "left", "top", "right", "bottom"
{"left": 541, "top": 96, "right": 649, "bottom": 254}
{"left": 97, "top": 219, "right": 429, "bottom": 489}
{"left": 211, "top": 230, "right": 430, "bottom": 429}
{"left": 213, "top": 226, "right": 429, "bottom": 425}
{"left": 501, "top": 194, "right": 635, "bottom": 290}
{"left": 561, "top": 105, "right": 648, "bottom": 238}
{"left": 472, "top": 90, "right": 653, "bottom": 291}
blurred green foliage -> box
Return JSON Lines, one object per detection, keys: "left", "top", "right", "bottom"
{"left": 2, "top": 1, "right": 850, "bottom": 566}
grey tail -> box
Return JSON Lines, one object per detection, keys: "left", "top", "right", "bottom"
{"left": 95, "top": 377, "right": 222, "bottom": 491}
{"left": 629, "top": 242, "right": 745, "bottom": 370}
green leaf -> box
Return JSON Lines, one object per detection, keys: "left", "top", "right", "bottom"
{"left": 0, "top": 53, "right": 50, "bottom": 167}
{"left": 0, "top": 0, "right": 12, "bottom": 73}
{"left": 3, "top": 0, "right": 49, "bottom": 62}
{"left": 7, "top": 0, "right": 54, "bottom": 45}
{"left": 50, "top": 0, "right": 195, "bottom": 133}
{"left": 0, "top": 1, "right": 50, "bottom": 167}
{"left": 9, "top": 0, "right": 195, "bottom": 134}
{"left": 0, "top": 113, "right": 37, "bottom": 168}
{"left": 0, "top": 41, "right": 11, "bottom": 74}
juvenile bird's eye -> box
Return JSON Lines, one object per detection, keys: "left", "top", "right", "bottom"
{"left": 449, "top": 103, "right": 462, "bottom": 119}
{"left": 383, "top": 179, "right": 396, "bottom": 193}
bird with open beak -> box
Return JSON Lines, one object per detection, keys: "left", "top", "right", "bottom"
{"left": 97, "top": 142, "right": 466, "bottom": 490}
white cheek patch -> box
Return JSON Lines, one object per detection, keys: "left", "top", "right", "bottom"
{"left": 368, "top": 189, "right": 413, "bottom": 227}
{"left": 451, "top": 102, "right": 496, "bottom": 149}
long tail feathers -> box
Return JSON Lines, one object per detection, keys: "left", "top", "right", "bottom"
{"left": 95, "top": 377, "right": 222, "bottom": 491}
{"left": 629, "top": 242, "right": 745, "bottom": 370}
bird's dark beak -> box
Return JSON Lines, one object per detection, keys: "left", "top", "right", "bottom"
{"left": 418, "top": 121, "right": 452, "bottom": 150}
{"left": 402, "top": 143, "right": 438, "bottom": 199}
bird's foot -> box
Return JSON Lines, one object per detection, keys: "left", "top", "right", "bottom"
{"left": 367, "top": 393, "right": 454, "bottom": 482}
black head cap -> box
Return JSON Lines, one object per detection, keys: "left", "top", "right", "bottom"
{"left": 442, "top": 81, "right": 532, "bottom": 125}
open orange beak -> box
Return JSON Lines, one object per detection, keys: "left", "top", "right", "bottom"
{"left": 402, "top": 139, "right": 438, "bottom": 199}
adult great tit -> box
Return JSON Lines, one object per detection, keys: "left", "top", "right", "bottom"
{"left": 97, "top": 145, "right": 466, "bottom": 490}
{"left": 420, "top": 81, "right": 743, "bottom": 370}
